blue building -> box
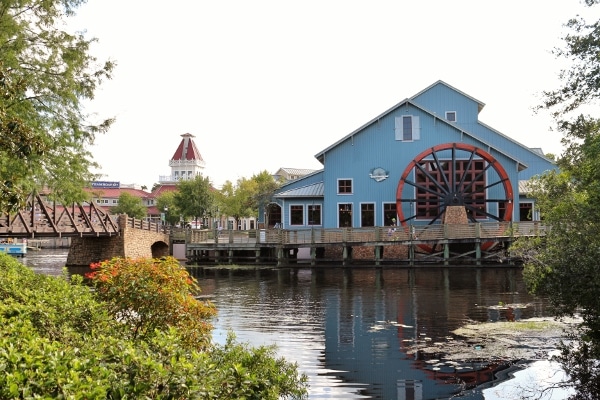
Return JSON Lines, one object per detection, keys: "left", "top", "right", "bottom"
{"left": 265, "top": 81, "right": 556, "bottom": 232}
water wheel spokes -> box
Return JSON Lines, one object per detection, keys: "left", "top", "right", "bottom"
{"left": 396, "top": 143, "right": 514, "bottom": 253}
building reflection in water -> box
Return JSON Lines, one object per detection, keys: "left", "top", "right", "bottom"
{"left": 315, "top": 267, "right": 548, "bottom": 399}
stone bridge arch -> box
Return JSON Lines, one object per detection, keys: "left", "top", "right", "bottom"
{"left": 67, "top": 215, "right": 171, "bottom": 266}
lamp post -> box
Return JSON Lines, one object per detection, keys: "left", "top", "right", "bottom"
{"left": 163, "top": 206, "right": 168, "bottom": 226}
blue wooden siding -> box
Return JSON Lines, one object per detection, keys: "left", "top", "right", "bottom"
{"left": 272, "top": 81, "right": 557, "bottom": 229}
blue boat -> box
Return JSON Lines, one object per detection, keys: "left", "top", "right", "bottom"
{"left": 0, "top": 240, "right": 27, "bottom": 257}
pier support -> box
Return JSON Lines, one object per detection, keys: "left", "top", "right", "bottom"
{"left": 277, "top": 247, "right": 284, "bottom": 266}
{"left": 374, "top": 246, "right": 382, "bottom": 266}
{"left": 342, "top": 246, "right": 352, "bottom": 266}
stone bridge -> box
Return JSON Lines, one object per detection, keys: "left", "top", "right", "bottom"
{"left": 66, "top": 214, "right": 170, "bottom": 266}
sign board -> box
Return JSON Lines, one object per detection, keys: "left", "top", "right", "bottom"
{"left": 91, "top": 181, "right": 120, "bottom": 188}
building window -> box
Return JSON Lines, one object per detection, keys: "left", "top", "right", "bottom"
{"left": 308, "top": 205, "right": 321, "bottom": 225}
{"left": 338, "top": 179, "right": 352, "bottom": 194}
{"left": 383, "top": 203, "right": 397, "bottom": 226}
{"left": 520, "top": 202, "right": 533, "bottom": 221}
{"left": 395, "top": 116, "right": 420, "bottom": 141}
{"left": 361, "top": 203, "right": 375, "bottom": 227}
{"left": 446, "top": 111, "right": 457, "bottom": 122}
{"left": 290, "top": 205, "right": 304, "bottom": 225}
{"left": 338, "top": 203, "right": 352, "bottom": 227}
{"left": 403, "top": 116, "right": 412, "bottom": 140}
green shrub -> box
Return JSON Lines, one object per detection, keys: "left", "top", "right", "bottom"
{"left": 0, "top": 253, "right": 308, "bottom": 399}
{"left": 86, "top": 256, "right": 216, "bottom": 350}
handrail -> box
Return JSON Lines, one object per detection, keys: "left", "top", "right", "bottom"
{"left": 185, "top": 221, "right": 547, "bottom": 246}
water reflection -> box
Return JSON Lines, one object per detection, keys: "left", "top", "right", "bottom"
{"left": 23, "top": 251, "right": 557, "bottom": 399}
{"left": 190, "top": 266, "right": 552, "bottom": 400}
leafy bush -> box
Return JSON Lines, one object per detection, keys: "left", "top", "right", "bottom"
{"left": 0, "top": 253, "right": 308, "bottom": 399}
{"left": 86, "top": 256, "right": 216, "bottom": 350}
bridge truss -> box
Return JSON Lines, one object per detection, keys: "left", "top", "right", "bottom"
{"left": 0, "top": 194, "right": 119, "bottom": 238}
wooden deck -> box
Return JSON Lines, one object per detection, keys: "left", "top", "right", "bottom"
{"left": 181, "top": 221, "right": 546, "bottom": 266}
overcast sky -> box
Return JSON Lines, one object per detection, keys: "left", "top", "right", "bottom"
{"left": 70, "top": 0, "right": 600, "bottom": 190}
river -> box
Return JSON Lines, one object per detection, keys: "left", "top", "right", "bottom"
{"left": 23, "top": 249, "right": 572, "bottom": 399}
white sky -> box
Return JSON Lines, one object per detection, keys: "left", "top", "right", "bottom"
{"left": 69, "top": 0, "right": 600, "bottom": 190}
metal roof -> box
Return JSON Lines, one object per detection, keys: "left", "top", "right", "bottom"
{"left": 519, "top": 180, "right": 534, "bottom": 194}
{"left": 274, "top": 182, "right": 324, "bottom": 198}
{"left": 277, "top": 167, "right": 318, "bottom": 176}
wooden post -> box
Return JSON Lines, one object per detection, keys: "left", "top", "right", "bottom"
{"left": 444, "top": 242, "right": 449, "bottom": 265}
{"left": 342, "top": 246, "right": 351, "bottom": 266}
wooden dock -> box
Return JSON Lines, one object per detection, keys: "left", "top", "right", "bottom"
{"left": 180, "top": 221, "right": 546, "bottom": 266}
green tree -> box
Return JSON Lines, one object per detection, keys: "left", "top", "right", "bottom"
{"left": 252, "top": 170, "right": 282, "bottom": 225}
{"left": 217, "top": 171, "right": 280, "bottom": 229}
{"left": 517, "top": 2, "right": 600, "bottom": 397}
{"left": 111, "top": 192, "right": 147, "bottom": 219}
{"left": 0, "top": 0, "right": 114, "bottom": 212}
{"left": 174, "top": 175, "right": 214, "bottom": 226}
{"left": 218, "top": 178, "right": 255, "bottom": 229}
{"left": 156, "top": 190, "right": 180, "bottom": 226}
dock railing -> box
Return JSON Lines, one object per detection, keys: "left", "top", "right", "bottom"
{"left": 185, "top": 221, "right": 547, "bottom": 246}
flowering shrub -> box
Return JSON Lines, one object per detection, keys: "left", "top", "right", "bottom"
{"left": 86, "top": 256, "right": 216, "bottom": 350}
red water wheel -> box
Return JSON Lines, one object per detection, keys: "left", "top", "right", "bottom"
{"left": 396, "top": 143, "right": 514, "bottom": 252}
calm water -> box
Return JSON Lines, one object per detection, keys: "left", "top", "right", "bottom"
{"left": 23, "top": 250, "right": 571, "bottom": 400}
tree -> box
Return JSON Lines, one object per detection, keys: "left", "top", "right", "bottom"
{"left": 516, "top": 3, "right": 600, "bottom": 397}
{"left": 0, "top": 0, "right": 114, "bottom": 212}
{"left": 174, "top": 175, "right": 214, "bottom": 226}
{"left": 252, "top": 170, "right": 282, "bottom": 226}
{"left": 156, "top": 191, "right": 180, "bottom": 226}
{"left": 217, "top": 171, "right": 280, "bottom": 229}
{"left": 111, "top": 192, "right": 147, "bottom": 219}
{"left": 217, "top": 178, "right": 255, "bottom": 229}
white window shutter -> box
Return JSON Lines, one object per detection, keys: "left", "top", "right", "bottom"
{"left": 394, "top": 117, "right": 403, "bottom": 140}
{"left": 413, "top": 116, "right": 420, "bottom": 140}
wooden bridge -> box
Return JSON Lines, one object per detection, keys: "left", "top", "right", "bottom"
{"left": 0, "top": 194, "right": 170, "bottom": 266}
{"left": 183, "top": 221, "right": 547, "bottom": 266}
{"left": 0, "top": 194, "right": 120, "bottom": 238}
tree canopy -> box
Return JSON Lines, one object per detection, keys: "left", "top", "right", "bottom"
{"left": 216, "top": 170, "right": 281, "bottom": 227}
{"left": 110, "top": 192, "right": 147, "bottom": 219}
{"left": 516, "top": 2, "right": 600, "bottom": 397}
{"left": 0, "top": 0, "right": 114, "bottom": 212}
{"left": 174, "top": 175, "right": 214, "bottom": 225}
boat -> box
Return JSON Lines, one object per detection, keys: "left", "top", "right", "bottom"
{"left": 0, "top": 239, "right": 27, "bottom": 257}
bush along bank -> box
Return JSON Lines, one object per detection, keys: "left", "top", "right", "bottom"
{"left": 0, "top": 253, "right": 308, "bottom": 399}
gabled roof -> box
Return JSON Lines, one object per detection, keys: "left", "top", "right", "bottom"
{"left": 314, "top": 80, "right": 528, "bottom": 171}
{"left": 274, "top": 182, "right": 324, "bottom": 198}
{"left": 411, "top": 80, "right": 486, "bottom": 113}
{"left": 171, "top": 133, "right": 204, "bottom": 162}
{"left": 151, "top": 183, "right": 179, "bottom": 198}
